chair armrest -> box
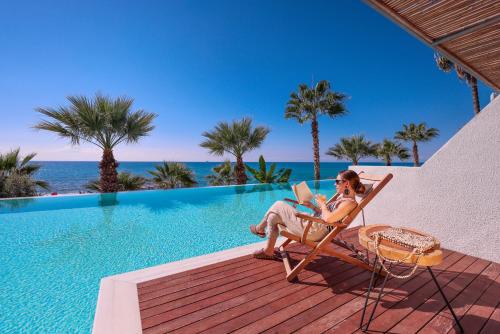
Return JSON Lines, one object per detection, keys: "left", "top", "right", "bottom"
{"left": 284, "top": 198, "right": 299, "bottom": 208}
{"left": 295, "top": 212, "right": 324, "bottom": 224}
{"left": 284, "top": 198, "right": 299, "bottom": 204}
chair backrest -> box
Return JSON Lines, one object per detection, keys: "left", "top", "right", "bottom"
{"left": 338, "top": 171, "right": 393, "bottom": 227}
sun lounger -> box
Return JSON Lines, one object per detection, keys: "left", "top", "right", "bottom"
{"left": 279, "top": 172, "right": 393, "bottom": 281}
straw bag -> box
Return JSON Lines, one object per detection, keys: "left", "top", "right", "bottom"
{"left": 371, "top": 228, "right": 439, "bottom": 279}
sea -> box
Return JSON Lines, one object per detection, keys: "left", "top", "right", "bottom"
{"left": 33, "top": 161, "right": 413, "bottom": 194}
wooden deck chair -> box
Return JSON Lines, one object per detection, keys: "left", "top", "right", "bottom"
{"left": 279, "top": 172, "right": 393, "bottom": 281}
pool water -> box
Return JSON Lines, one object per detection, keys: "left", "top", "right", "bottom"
{"left": 0, "top": 181, "right": 333, "bottom": 333}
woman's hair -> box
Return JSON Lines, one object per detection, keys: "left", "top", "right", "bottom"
{"left": 339, "top": 170, "right": 366, "bottom": 195}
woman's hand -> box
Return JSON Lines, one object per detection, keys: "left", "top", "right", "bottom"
{"left": 315, "top": 194, "right": 327, "bottom": 206}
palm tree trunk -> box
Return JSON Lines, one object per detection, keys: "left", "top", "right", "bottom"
{"left": 99, "top": 149, "right": 119, "bottom": 193}
{"left": 412, "top": 141, "right": 419, "bottom": 167}
{"left": 311, "top": 116, "right": 320, "bottom": 180}
{"left": 387, "top": 157, "right": 392, "bottom": 166}
{"left": 235, "top": 155, "right": 247, "bottom": 185}
{"left": 470, "top": 77, "right": 480, "bottom": 115}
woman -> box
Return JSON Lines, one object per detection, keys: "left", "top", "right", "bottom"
{"left": 250, "top": 170, "right": 366, "bottom": 259}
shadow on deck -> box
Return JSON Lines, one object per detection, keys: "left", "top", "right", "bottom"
{"left": 136, "top": 227, "right": 499, "bottom": 334}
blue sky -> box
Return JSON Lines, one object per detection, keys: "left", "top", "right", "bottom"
{"left": 0, "top": 0, "right": 493, "bottom": 162}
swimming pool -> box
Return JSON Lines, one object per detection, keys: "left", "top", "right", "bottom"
{"left": 0, "top": 181, "right": 334, "bottom": 333}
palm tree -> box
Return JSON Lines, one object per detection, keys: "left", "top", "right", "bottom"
{"left": 434, "top": 53, "right": 480, "bottom": 115}
{"left": 245, "top": 155, "right": 292, "bottom": 184}
{"left": 148, "top": 162, "right": 197, "bottom": 189}
{"left": 376, "top": 139, "right": 410, "bottom": 166}
{"left": 0, "top": 148, "right": 49, "bottom": 190}
{"left": 285, "top": 80, "right": 347, "bottom": 180}
{"left": 87, "top": 172, "right": 146, "bottom": 192}
{"left": 34, "top": 94, "right": 156, "bottom": 193}
{"left": 326, "top": 135, "right": 378, "bottom": 165}
{"left": 395, "top": 123, "right": 439, "bottom": 167}
{"left": 206, "top": 160, "right": 236, "bottom": 186}
{"left": 200, "top": 118, "right": 269, "bottom": 184}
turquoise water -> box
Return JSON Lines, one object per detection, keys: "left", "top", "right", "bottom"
{"left": 0, "top": 181, "right": 334, "bottom": 333}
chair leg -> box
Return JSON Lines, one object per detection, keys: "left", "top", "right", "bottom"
{"left": 279, "top": 244, "right": 293, "bottom": 278}
{"left": 279, "top": 238, "right": 292, "bottom": 249}
{"left": 280, "top": 239, "right": 381, "bottom": 282}
{"left": 283, "top": 246, "right": 322, "bottom": 281}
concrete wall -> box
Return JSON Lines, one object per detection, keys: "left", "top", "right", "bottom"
{"left": 350, "top": 96, "right": 500, "bottom": 263}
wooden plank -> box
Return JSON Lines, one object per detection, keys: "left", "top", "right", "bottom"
{"left": 331, "top": 252, "right": 474, "bottom": 333}
{"left": 245, "top": 264, "right": 411, "bottom": 334}
{"left": 138, "top": 259, "right": 277, "bottom": 297}
{"left": 140, "top": 264, "right": 287, "bottom": 317}
{"left": 294, "top": 249, "right": 458, "bottom": 333}
{"left": 137, "top": 254, "right": 254, "bottom": 288}
{"left": 160, "top": 262, "right": 358, "bottom": 333}
{"left": 134, "top": 224, "right": 500, "bottom": 334}
{"left": 450, "top": 265, "right": 500, "bottom": 333}
{"left": 388, "top": 257, "right": 491, "bottom": 333}
{"left": 421, "top": 262, "right": 499, "bottom": 333}
{"left": 140, "top": 249, "right": 336, "bottom": 312}
{"left": 139, "top": 258, "right": 281, "bottom": 305}
{"left": 299, "top": 253, "right": 464, "bottom": 333}
{"left": 198, "top": 266, "right": 368, "bottom": 334}
{"left": 138, "top": 256, "right": 258, "bottom": 290}
{"left": 480, "top": 306, "right": 500, "bottom": 334}
{"left": 143, "top": 260, "right": 352, "bottom": 333}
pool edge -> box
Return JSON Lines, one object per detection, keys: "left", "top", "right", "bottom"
{"left": 92, "top": 238, "right": 284, "bottom": 334}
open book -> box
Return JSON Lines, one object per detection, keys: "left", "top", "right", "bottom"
{"left": 291, "top": 181, "right": 314, "bottom": 204}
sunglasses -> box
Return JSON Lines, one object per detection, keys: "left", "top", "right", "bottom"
{"left": 334, "top": 179, "right": 346, "bottom": 185}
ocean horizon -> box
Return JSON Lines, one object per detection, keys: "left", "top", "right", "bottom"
{"left": 33, "top": 161, "right": 413, "bottom": 194}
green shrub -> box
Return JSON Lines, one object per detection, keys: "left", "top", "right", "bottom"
{"left": 1, "top": 173, "right": 37, "bottom": 198}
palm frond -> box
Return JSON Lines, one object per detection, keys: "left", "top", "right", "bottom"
{"left": 35, "top": 93, "right": 156, "bottom": 150}
{"left": 200, "top": 118, "right": 269, "bottom": 160}
{"left": 86, "top": 180, "right": 102, "bottom": 192}
{"left": 285, "top": 80, "right": 348, "bottom": 123}
{"left": 245, "top": 155, "right": 292, "bottom": 183}
{"left": 376, "top": 139, "right": 410, "bottom": 165}
{"left": 148, "top": 162, "right": 197, "bottom": 189}
{"left": 0, "top": 148, "right": 49, "bottom": 194}
{"left": 117, "top": 172, "right": 146, "bottom": 190}
{"left": 326, "top": 135, "right": 377, "bottom": 165}
{"left": 395, "top": 123, "right": 439, "bottom": 142}
{"left": 206, "top": 160, "right": 236, "bottom": 186}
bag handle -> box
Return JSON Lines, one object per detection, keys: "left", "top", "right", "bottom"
{"left": 372, "top": 234, "right": 423, "bottom": 279}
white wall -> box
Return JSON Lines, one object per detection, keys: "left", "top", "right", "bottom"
{"left": 350, "top": 96, "right": 500, "bottom": 263}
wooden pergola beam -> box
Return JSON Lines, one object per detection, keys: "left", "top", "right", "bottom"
{"left": 363, "top": 0, "right": 500, "bottom": 91}
{"left": 431, "top": 14, "right": 500, "bottom": 46}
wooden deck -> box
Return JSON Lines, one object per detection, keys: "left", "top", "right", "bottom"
{"left": 136, "top": 227, "right": 499, "bottom": 333}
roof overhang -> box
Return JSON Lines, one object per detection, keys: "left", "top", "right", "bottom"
{"left": 363, "top": 0, "right": 500, "bottom": 91}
